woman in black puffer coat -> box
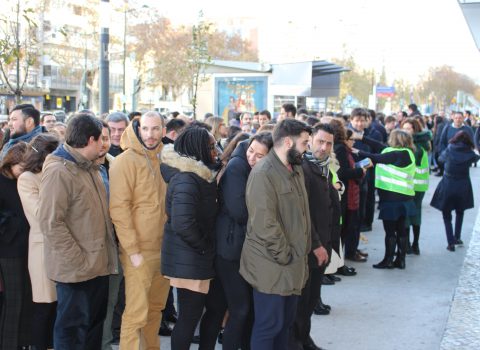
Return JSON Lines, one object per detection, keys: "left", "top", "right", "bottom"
{"left": 160, "top": 126, "right": 220, "bottom": 350}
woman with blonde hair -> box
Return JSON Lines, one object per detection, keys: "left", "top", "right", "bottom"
{"left": 352, "top": 129, "right": 416, "bottom": 269}
{"left": 205, "top": 116, "right": 228, "bottom": 152}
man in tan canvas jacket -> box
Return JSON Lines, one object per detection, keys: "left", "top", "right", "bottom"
{"left": 109, "top": 111, "right": 170, "bottom": 349}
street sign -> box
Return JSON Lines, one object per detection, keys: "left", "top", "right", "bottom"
{"left": 376, "top": 86, "right": 395, "bottom": 98}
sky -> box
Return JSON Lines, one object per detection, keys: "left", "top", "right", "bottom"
{"left": 131, "top": 0, "right": 480, "bottom": 84}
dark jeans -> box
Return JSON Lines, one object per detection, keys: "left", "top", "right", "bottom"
{"left": 291, "top": 266, "right": 324, "bottom": 347}
{"left": 200, "top": 256, "right": 253, "bottom": 350}
{"left": 171, "top": 288, "right": 206, "bottom": 350}
{"left": 364, "top": 169, "right": 376, "bottom": 227}
{"left": 358, "top": 175, "right": 369, "bottom": 226}
{"left": 442, "top": 209, "right": 464, "bottom": 245}
{"left": 54, "top": 275, "right": 109, "bottom": 350}
{"left": 343, "top": 209, "right": 361, "bottom": 257}
{"left": 251, "top": 289, "right": 298, "bottom": 350}
{"left": 32, "top": 302, "right": 56, "bottom": 349}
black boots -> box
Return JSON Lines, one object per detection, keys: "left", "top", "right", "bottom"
{"left": 411, "top": 225, "right": 420, "bottom": 255}
{"left": 394, "top": 237, "right": 407, "bottom": 269}
{"left": 373, "top": 237, "right": 396, "bottom": 269}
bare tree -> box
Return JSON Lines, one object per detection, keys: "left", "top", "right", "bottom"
{"left": 188, "top": 12, "right": 212, "bottom": 119}
{"left": 0, "top": 0, "right": 39, "bottom": 103}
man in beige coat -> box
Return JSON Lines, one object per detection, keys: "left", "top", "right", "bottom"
{"left": 109, "top": 111, "right": 170, "bottom": 349}
{"left": 38, "top": 113, "right": 118, "bottom": 349}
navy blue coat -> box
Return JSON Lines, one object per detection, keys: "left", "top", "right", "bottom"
{"left": 431, "top": 142, "right": 480, "bottom": 211}
{"left": 160, "top": 145, "right": 218, "bottom": 280}
{"left": 215, "top": 140, "right": 250, "bottom": 261}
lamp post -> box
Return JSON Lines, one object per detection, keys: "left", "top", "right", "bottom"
{"left": 99, "top": 0, "right": 110, "bottom": 115}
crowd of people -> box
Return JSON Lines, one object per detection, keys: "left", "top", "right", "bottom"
{"left": 0, "top": 102, "right": 478, "bottom": 350}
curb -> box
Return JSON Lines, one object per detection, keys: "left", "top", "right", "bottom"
{"left": 440, "top": 207, "right": 480, "bottom": 349}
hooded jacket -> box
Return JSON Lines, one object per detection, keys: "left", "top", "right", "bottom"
{"left": 160, "top": 144, "right": 218, "bottom": 280}
{"left": 240, "top": 150, "right": 311, "bottom": 296}
{"left": 38, "top": 144, "right": 118, "bottom": 283}
{"left": 109, "top": 119, "right": 167, "bottom": 256}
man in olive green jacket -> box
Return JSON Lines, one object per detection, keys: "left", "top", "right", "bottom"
{"left": 240, "top": 119, "right": 312, "bottom": 350}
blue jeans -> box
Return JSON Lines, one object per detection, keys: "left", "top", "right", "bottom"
{"left": 54, "top": 275, "right": 109, "bottom": 350}
{"left": 251, "top": 289, "right": 298, "bottom": 350}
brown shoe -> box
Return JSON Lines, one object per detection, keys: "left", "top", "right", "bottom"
{"left": 346, "top": 252, "right": 367, "bottom": 262}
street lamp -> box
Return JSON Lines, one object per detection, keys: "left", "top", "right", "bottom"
{"left": 99, "top": 0, "right": 110, "bottom": 115}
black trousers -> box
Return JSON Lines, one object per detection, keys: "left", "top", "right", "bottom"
{"left": 171, "top": 288, "right": 206, "bottom": 350}
{"left": 200, "top": 256, "right": 253, "bottom": 350}
{"left": 31, "top": 302, "right": 56, "bottom": 349}
{"left": 291, "top": 266, "right": 324, "bottom": 347}
{"left": 364, "top": 170, "right": 376, "bottom": 227}
{"left": 0, "top": 257, "right": 32, "bottom": 350}
{"left": 54, "top": 275, "right": 109, "bottom": 350}
{"left": 343, "top": 209, "right": 361, "bottom": 257}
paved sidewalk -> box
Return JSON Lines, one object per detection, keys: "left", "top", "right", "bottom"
{"left": 310, "top": 168, "right": 480, "bottom": 350}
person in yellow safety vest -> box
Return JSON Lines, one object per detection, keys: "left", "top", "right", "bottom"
{"left": 351, "top": 129, "right": 416, "bottom": 270}
{"left": 401, "top": 117, "right": 432, "bottom": 255}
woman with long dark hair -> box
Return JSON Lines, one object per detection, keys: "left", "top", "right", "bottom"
{"left": 431, "top": 131, "right": 480, "bottom": 251}
{"left": 160, "top": 126, "right": 220, "bottom": 350}
{"left": 17, "top": 134, "right": 59, "bottom": 350}
{"left": 0, "top": 142, "right": 31, "bottom": 349}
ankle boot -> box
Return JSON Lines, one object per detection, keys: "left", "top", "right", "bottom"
{"left": 412, "top": 225, "right": 420, "bottom": 254}
{"left": 373, "top": 237, "right": 396, "bottom": 269}
{"left": 394, "top": 237, "right": 407, "bottom": 269}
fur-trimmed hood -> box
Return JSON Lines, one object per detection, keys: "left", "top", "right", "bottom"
{"left": 160, "top": 144, "right": 217, "bottom": 183}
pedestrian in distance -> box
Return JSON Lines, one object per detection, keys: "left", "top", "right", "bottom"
{"left": 430, "top": 131, "right": 480, "bottom": 251}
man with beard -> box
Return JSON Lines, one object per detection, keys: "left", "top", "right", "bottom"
{"left": 1, "top": 104, "right": 45, "bottom": 161}
{"left": 109, "top": 111, "right": 170, "bottom": 349}
{"left": 240, "top": 119, "right": 312, "bottom": 350}
{"left": 290, "top": 123, "right": 335, "bottom": 350}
